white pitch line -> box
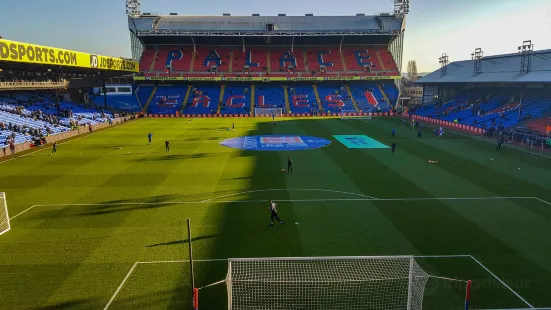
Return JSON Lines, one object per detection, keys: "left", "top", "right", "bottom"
{"left": 200, "top": 188, "right": 376, "bottom": 203}
{"left": 104, "top": 262, "right": 138, "bottom": 310}
{"left": 534, "top": 197, "right": 551, "bottom": 206}
{"left": 136, "top": 258, "right": 229, "bottom": 264}
{"left": 469, "top": 255, "right": 534, "bottom": 309}
{"left": 214, "top": 196, "right": 535, "bottom": 203}
{"left": 8, "top": 196, "right": 538, "bottom": 221}
{"left": 105, "top": 254, "right": 540, "bottom": 310}
{"left": 33, "top": 201, "right": 199, "bottom": 207}
{"left": 9, "top": 205, "right": 37, "bottom": 220}
{"left": 135, "top": 254, "right": 473, "bottom": 265}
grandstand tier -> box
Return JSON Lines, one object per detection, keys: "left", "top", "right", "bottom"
{"left": 1, "top": 91, "right": 114, "bottom": 149}
{"left": 415, "top": 49, "right": 551, "bottom": 136}
{"left": 139, "top": 46, "right": 400, "bottom": 76}
{"left": 127, "top": 13, "right": 406, "bottom": 117}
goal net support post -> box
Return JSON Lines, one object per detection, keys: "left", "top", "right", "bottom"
{"left": 254, "top": 108, "right": 283, "bottom": 117}
{"left": 218, "top": 256, "right": 471, "bottom": 310}
{"left": 0, "top": 192, "right": 10, "bottom": 236}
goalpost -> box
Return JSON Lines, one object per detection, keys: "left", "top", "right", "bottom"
{"left": 254, "top": 107, "right": 284, "bottom": 117}
{"left": 342, "top": 111, "right": 372, "bottom": 121}
{"left": 195, "top": 256, "right": 472, "bottom": 310}
{"left": 0, "top": 192, "right": 10, "bottom": 236}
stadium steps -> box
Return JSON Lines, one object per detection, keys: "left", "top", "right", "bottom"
{"left": 377, "top": 84, "right": 392, "bottom": 108}
{"left": 344, "top": 85, "right": 360, "bottom": 112}
{"left": 267, "top": 52, "right": 271, "bottom": 73}
{"left": 189, "top": 51, "right": 196, "bottom": 73}
{"left": 283, "top": 85, "right": 290, "bottom": 113}
{"left": 250, "top": 85, "right": 255, "bottom": 115}
{"left": 134, "top": 85, "right": 144, "bottom": 110}
{"left": 217, "top": 85, "right": 226, "bottom": 114}
{"left": 229, "top": 51, "right": 234, "bottom": 73}
{"left": 303, "top": 51, "right": 309, "bottom": 72}
{"left": 149, "top": 50, "right": 159, "bottom": 72}
{"left": 180, "top": 85, "right": 193, "bottom": 114}
{"left": 313, "top": 85, "right": 324, "bottom": 111}
{"left": 339, "top": 51, "right": 348, "bottom": 72}
{"left": 142, "top": 86, "right": 158, "bottom": 112}
{"left": 376, "top": 49, "right": 386, "bottom": 71}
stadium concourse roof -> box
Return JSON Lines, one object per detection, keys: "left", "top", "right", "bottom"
{"left": 129, "top": 14, "right": 404, "bottom": 36}
{"left": 417, "top": 50, "right": 551, "bottom": 85}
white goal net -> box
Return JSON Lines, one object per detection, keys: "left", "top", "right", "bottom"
{"left": 343, "top": 111, "right": 372, "bottom": 120}
{"left": 226, "top": 256, "right": 430, "bottom": 310}
{"left": 254, "top": 108, "right": 283, "bottom": 117}
{"left": 0, "top": 192, "right": 10, "bottom": 236}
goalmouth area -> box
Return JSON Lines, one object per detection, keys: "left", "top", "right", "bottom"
{"left": 1, "top": 117, "right": 551, "bottom": 309}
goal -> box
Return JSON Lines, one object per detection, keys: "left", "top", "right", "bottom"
{"left": 343, "top": 111, "right": 372, "bottom": 121}
{"left": 204, "top": 256, "right": 471, "bottom": 310}
{"left": 0, "top": 192, "right": 10, "bottom": 236}
{"left": 254, "top": 107, "right": 283, "bottom": 117}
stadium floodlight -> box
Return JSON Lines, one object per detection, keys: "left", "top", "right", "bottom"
{"left": 394, "top": 0, "right": 410, "bottom": 15}
{"left": 439, "top": 53, "right": 449, "bottom": 77}
{"left": 126, "top": 0, "right": 141, "bottom": 17}
{"left": 0, "top": 192, "right": 10, "bottom": 236}
{"left": 471, "top": 48, "right": 483, "bottom": 76}
{"left": 519, "top": 40, "right": 533, "bottom": 73}
{"left": 196, "top": 256, "right": 472, "bottom": 310}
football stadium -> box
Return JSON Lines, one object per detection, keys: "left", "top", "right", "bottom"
{"left": 1, "top": 0, "right": 551, "bottom": 309}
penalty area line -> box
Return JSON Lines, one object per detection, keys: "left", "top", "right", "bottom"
{"left": 9, "top": 196, "right": 544, "bottom": 221}
{"left": 469, "top": 255, "right": 534, "bottom": 309}
{"left": 104, "top": 259, "right": 228, "bottom": 310}
{"left": 104, "top": 262, "right": 138, "bottom": 310}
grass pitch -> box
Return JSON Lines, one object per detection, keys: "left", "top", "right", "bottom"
{"left": 1, "top": 117, "right": 550, "bottom": 309}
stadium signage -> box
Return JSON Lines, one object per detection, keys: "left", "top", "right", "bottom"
{"left": 0, "top": 39, "right": 139, "bottom": 72}
{"left": 220, "top": 135, "right": 331, "bottom": 151}
{"left": 134, "top": 76, "right": 400, "bottom": 82}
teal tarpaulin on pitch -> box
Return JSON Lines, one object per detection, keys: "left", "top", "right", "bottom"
{"left": 333, "top": 135, "right": 389, "bottom": 149}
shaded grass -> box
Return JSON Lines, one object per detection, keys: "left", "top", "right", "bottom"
{"left": 0, "top": 117, "right": 550, "bottom": 309}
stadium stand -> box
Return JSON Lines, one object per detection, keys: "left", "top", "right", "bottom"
{"left": 184, "top": 84, "right": 221, "bottom": 115}
{"left": 1, "top": 93, "right": 113, "bottom": 149}
{"left": 316, "top": 83, "right": 350, "bottom": 113}
{"left": 255, "top": 85, "right": 285, "bottom": 110}
{"left": 149, "top": 86, "right": 186, "bottom": 114}
{"left": 286, "top": 85, "right": 319, "bottom": 114}
{"left": 139, "top": 46, "right": 400, "bottom": 76}
{"left": 347, "top": 82, "right": 393, "bottom": 113}
{"left": 221, "top": 85, "right": 251, "bottom": 115}
{"left": 415, "top": 49, "right": 551, "bottom": 136}
{"left": 131, "top": 14, "right": 404, "bottom": 118}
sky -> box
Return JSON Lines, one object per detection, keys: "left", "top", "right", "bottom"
{"left": 0, "top": 0, "right": 549, "bottom": 73}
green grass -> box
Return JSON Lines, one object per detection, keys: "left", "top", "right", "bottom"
{"left": 1, "top": 117, "right": 551, "bottom": 309}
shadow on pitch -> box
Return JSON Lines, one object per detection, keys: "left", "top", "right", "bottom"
{"left": 38, "top": 298, "right": 97, "bottom": 310}
{"left": 146, "top": 234, "right": 218, "bottom": 248}
{"left": 222, "top": 176, "right": 252, "bottom": 181}
{"left": 24, "top": 194, "right": 190, "bottom": 220}
{"left": 131, "top": 152, "right": 221, "bottom": 162}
